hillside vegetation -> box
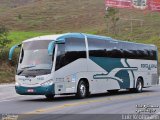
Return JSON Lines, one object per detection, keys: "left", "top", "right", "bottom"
{"left": 0, "top": 0, "right": 160, "bottom": 41}
{"left": 0, "top": 0, "right": 160, "bottom": 83}
{"left": 0, "top": 0, "right": 105, "bottom": 32}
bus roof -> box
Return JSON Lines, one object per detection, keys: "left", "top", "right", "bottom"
{"left": 23, "top": 33, "right": 111, "bottom": 43}
{"left": 22, "top": 33, "right": 156, "bottom": 47}
{"left": 23, "top": 34, "right": 63, "bottom": 43}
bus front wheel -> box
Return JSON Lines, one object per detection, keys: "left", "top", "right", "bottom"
{"left": 76, "top": 80, "right": 87, "bottom": 99}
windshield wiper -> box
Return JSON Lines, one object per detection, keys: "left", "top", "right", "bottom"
{"left": 21, "top": 65, "right": 36, "bottom": 69}
{"left": 17, "top": 70, "right": 24, "bottom": 75}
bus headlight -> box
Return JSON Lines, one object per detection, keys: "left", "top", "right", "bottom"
{"left": 15, "top": 82, "right": 21, "bottom": 87}
{"left": 40, "top": 80, "right": 53, "bottom": 86}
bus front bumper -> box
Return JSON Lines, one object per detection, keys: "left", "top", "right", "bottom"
{"left": 15, "top": 84, "right": 55, "bottom": 95}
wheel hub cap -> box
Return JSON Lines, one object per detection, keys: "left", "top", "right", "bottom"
{"left": 137, "top": 82, "right": 142, "bottom": 91}
{"left": 80, "top": 84, "right": 86, "bottom": 96}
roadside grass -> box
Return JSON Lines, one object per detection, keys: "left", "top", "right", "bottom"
{"left": 8, "top": 31, "right": 52, "bottom": 47}
{"left": 0, "top": 62, "right": 15, "bottom": 83}
{"left": 0, "top": 71, "right": 15, "bottom": 83}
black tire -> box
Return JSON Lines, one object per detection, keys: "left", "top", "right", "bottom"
{"left": 107, "top": 89, "right": 119, "bottom": 94}
{"left": 130, "top": 78, "right": 143, "bottom": 93}
{"left": 76, "top": 80, "right": 87, "bottom": 99}
{"left": 135, "top": 78, "right": 143, "bottom": 93}
{"left": 45, "top": 94, "right": 55, "bottom": 100}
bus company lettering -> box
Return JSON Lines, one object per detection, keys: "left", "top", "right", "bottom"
{"left": 141, "top": 64, "right": 157, "bottom": 70}
{"left": 19, "top": 78, "right": 31, "bottom": 81}
{"left": 19, "top": 77, "right": 44, "bottom": 81}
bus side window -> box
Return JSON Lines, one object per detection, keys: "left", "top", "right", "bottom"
{"left": 106, "top": 41, "right": 124, "bottom": 58}
{"left": 52, "top": 47, "right": 55, "bottom": 61}
{"left": 55, "top": 37, "right": 86, "bottom": 71}
{"left": 65, "top": 37, "right": 86, "bottom": 65}
{"left": 55, "top": 44, "right": 65, "bottom": 71}
{"left": 151, "top": 46, "right": 157, "bottom": 60}
{"left": 88, "top": 38, "right": 107, "bottom": 57}
{"left": 20, "top": 48, "right": 24, "bottom": 63}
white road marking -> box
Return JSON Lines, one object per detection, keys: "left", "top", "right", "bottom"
{"left": 0, "top": 99, "right": 17, "bottom": 103}
{"left": 0, "top": 84, "right": 14, "bottom": 87}
{"left": 0, "top": 96, "right": 19, "bottom": 102}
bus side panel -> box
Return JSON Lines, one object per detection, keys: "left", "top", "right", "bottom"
{"left": 127, "top": 59, "right": 158, "bottom": 87}
{"left": 54, "top": 57, "right": 123, "bottom": 95}
{"left": 88, "top": 57, "right": 158, "bottom": 93}
{"left": 54, "top": 58, "right": 88, "bottom": 94}
{"left": 87, "top": 58, "right": 122, "bottom": 93}
{"left": 54, "top": 58, "right": 158, "bottom": 95}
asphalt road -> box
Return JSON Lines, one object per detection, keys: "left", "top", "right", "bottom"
{"left": 0, "top": 84, "right": 160, "bottom": 120}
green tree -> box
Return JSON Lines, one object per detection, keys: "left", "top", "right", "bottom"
{"left": 0, "top": 25, "right": 11, "bottom": 50}
{"left": 0, "top": 25, "right": 12, "bottom": 61}
{"left": 105, "top": 7, "right": 119, "bottom": 35}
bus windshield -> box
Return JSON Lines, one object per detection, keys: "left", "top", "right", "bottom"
{"left": 17, "top": 40, "right": 54, "bottom": 76}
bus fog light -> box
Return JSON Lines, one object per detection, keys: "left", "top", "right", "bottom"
{"left": 15, "top": 82, "right": 21, "bottom": 87}
{"left": 40, "top": 80, "right": 53, "bottom": 86}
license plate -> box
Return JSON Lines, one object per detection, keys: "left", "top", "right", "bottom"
{"left": 27, "top": 89, "right": 34, "bottom": 93}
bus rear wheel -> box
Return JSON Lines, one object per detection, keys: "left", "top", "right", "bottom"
{"left": 45, "top": 94, "right": 55, "bottom": 100}
{"left": 130, "top": 78, "right": 143, "bottom": 93}
{"left": 135, "top": 78, "right": 143, "bottom": 93}
{"left": 76, "top": 80, "right": 87, "bottom": 99}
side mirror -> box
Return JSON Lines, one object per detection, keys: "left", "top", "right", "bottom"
{"left": 55, "top": 39, "right": 65, "bottom": 44}
{"left": 48, "top": 39, "right": 65, "bottom": 56}
{"left": 9, "top": 44, "right": 21, "bottom": 61}
{"left": 48, "top": 41, "right": 55, "bottom": 56}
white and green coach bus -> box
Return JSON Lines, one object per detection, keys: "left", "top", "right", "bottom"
{"left": 9, "top": 33, "right": 159, "bottom": 99}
